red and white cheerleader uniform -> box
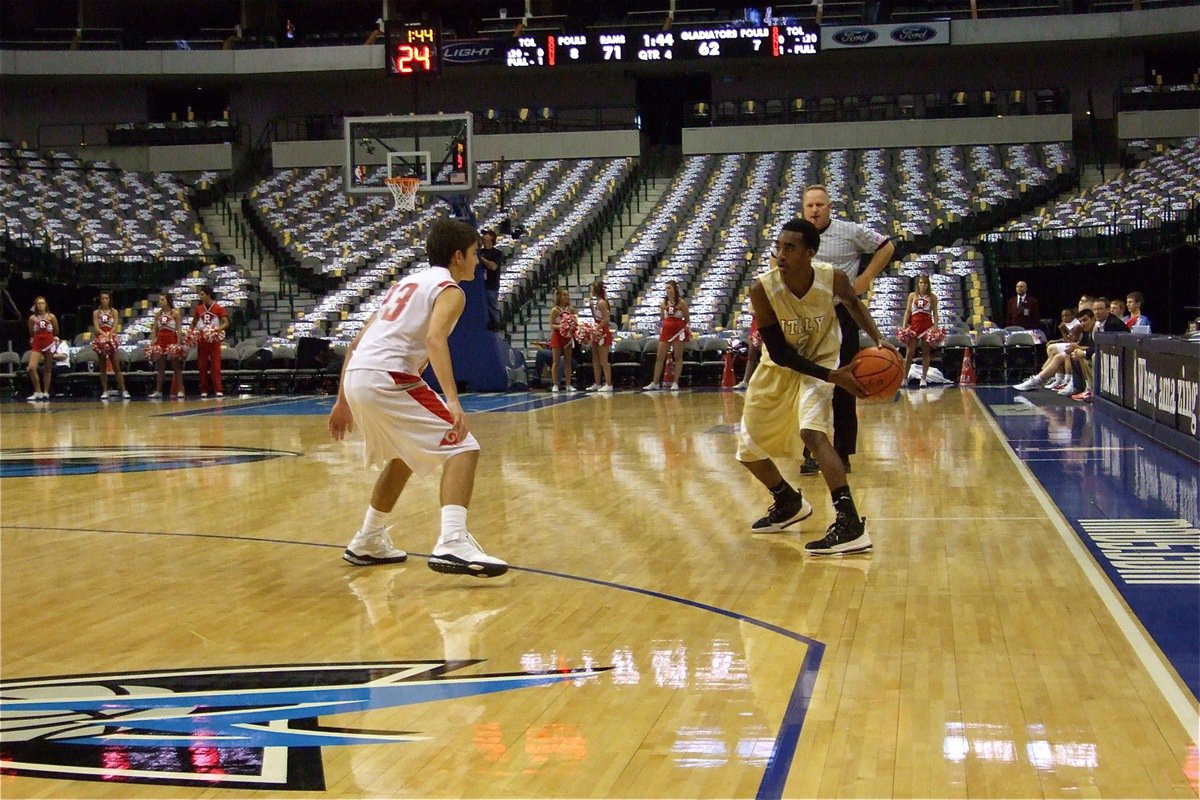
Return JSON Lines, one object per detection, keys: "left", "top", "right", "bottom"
{"left": 590, "top": 298, "right": 612, "bottom": 348}
{"left": 29, "top": 315, "right": 56, "bottom": 353}
{"left": 660, "top": 301, "right": 689, "bottom": 343}
{"left": 193, "top": 301, "right": 227, "bottom": 395}
{"left": 92, "top": 309, "right": 118, "bottom": 358}
{"left": 550, "top": 306, "right": 576, "bottom": 350}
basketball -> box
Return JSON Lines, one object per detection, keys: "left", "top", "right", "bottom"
{"left": 850, "top": 347, "right": 904, "bottom": 400}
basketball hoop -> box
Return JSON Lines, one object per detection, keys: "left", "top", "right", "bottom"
{"left": 385, "top": 176, "right": 422, "bottom": 212}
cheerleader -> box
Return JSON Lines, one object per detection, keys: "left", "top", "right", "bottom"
{"left": 92, "top": 290, "right": 130, "bottom": 399}
{"left": 586, "top": 281, "right": 613, "bottom": 393}
{"left": 643, "top": 280, "right": 689, "bottom": 392}
{"left": 147, "top": 293, "right": 184, "bottom": 399}
{"left": 549, "top": 288, "right": 577, "bottom": 393}
{"left": 187, "top": 285, "right": 228, "bottom": 398}
{"left": 898, "top": 274, "right": 940, "bottom": 388}
{"left": 26, "top": 296, "right": 58, "bottom": 401}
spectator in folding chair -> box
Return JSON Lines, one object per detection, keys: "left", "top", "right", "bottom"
{"left": 1093, "top": 298, "right": 1129, "bottom": 334}
{"left": 1109, "top": 297, "right": 1129, "bottom": 324}
{"left": 26, "top": 298, "right": 59, "bottom": 402}
{"left": 1033, "top": 308, "right": 1083, "bottom": 392}
{"left": 1014, "top": 308, "right": 1095, "bottom": 393}
{"left": 146, "top": 292, "right": 185, "bottom": 399}
{"left": 585, "top": 280, "right": 613, "bottom": 393}
{"left": 187, "top": 285, "right": 229, "bottom": 398}
{"left": 549, "top": 288, "right": 577, "bottom": 393}
{"left": 1068, "top": 309, "right": 1102, "bottom": 402}
{"left": 50, "top": 337, "right": 71, "bottom": 391}
{"left": 92, "top": 290, "right": 130, "bottom": 400}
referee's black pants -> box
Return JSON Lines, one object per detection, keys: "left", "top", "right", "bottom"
{"left": 804, "top": 303, "right": 860, "bottom": 460}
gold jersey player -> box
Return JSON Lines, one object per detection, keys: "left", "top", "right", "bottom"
{"left": 738, "top": 218, "right": 892, "bottom": 555}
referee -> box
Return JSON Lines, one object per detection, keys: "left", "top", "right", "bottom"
{"left": 800, "top": 185, "right": 895, "bottom": 474}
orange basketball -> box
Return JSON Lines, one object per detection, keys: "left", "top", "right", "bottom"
{"left": 850, "top": 346, "right": 904, "bottom": 401}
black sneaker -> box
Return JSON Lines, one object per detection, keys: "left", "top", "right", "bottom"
{"left": 799, "top": 457, "right": 820, "bottom": 475}
{"left": 751, "top": 491, "right": 813, "bottom": 533}
{"left": 804, "top": 513, "right": 872, "bottom": 556}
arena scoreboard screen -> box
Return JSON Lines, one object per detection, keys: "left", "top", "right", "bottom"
{"left": 503, "top": 23, "right": 818, "bottom": 67}
{"left": 386, "top": 22, "right": 442, "bottom": 76}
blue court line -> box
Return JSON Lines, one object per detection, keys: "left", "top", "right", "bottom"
{"left": 976, "top": 387, "right": 1199, "bottom": 703}
{"left": 2, "top": 523, "right": 822, "bottom": 799}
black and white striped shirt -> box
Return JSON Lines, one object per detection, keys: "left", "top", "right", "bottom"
{"left": 815, "top": 217, "right": 889, "bottom": 281}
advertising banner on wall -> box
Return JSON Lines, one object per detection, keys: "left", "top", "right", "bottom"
{"left": 821, "top": 20, "right": 950, "bottom": 50}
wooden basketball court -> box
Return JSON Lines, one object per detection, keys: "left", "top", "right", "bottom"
{"left": 1, "top": 389, "right": 1196, "bottom": 797}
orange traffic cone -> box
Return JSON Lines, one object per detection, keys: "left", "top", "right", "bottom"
{"left": 959, "top": 348, "right": 976, "bottom": 385}
{"left": 721, "top": 350, "right": 736, "bottom": 390}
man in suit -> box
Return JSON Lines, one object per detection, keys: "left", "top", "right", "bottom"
{"left": 1005, "top": 280, "right": 1041, "bottom": 329}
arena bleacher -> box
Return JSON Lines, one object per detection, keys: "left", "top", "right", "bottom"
{"left": 1, "top": 0, "right": 1197, "bottom": 396}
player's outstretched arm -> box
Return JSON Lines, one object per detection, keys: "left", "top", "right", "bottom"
{"left": 328, "top": 312, "right": 375, "bottom": 441}
{"left": 426, "top": 288, "right": 469, "bottom": 443}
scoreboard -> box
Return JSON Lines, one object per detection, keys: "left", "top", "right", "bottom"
{"left": 503, "top": 24, "right": 818, "bottom": 67}
{"left": 385, "top": 22, "right": 441, "bottom": 76}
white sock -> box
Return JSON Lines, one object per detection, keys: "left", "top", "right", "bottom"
{"left": 440, "top": 504, "right": 468, "bottom": 542}
{"left": 362, "top": 505, "right": 388, "bottom": 534}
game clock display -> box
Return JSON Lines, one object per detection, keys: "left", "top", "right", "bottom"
{"left": 386, "top": 23, "right": 441, "bottom": 76}
{"left": 504, "top": 24, "right": 818, "bottom": 67}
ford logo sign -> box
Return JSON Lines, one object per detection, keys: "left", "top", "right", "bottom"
{"left": 891, "top": 25, "right": 937, "bottom": 43}
{"left": 832, "top": 28, "right": 878, "bottom": 45}
{"left": 442, "top": 41, "right": 499, "bottom": 63}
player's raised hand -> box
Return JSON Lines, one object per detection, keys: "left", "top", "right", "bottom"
{"left": 328, "top": 398, "right": 354, "bottom": 441}
{"left": 828, "top": 365, "right": 869, "bottom": 399}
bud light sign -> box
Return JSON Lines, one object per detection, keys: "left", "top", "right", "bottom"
{"left": 442, "top": 39, "right": 503, "bottom": 64}
{"left": 823, "top": 20, "right": 949, "bottom": 49}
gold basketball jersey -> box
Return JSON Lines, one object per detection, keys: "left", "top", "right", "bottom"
{"left": 759, "top": 262, "right": 842, "bottom": 369}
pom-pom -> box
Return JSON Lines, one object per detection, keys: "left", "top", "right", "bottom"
{"left": 201, "top": 328, "right": 225, "bottom": 344}
{"left": 91, "top": 336, "right": 117, "bottom": 356}
{"left": 923, "top": 326, "right": 946, "bottom": 346}
{"left": 574, "top": 319, "right": 597, "bottom": 346}
{"left": 168, "top": 343, "right": 188, "bottom": 360}
{"left": 749, "top": 330, "right": 762, "bottom": 348}
{"left": 557, "top": 311, "right": 577, "bottom": 339}
{"left": 144, "top": 343, "right": 164, "bottom": 360}
{"left": 896, "top": 327, "right": 916, "bottom": 344}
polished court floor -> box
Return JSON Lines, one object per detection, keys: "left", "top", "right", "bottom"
{"left": 1, "top": 387, "right": 1196, "bottom": 798}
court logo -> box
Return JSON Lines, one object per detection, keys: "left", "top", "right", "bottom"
{"left": 0, "top": 445, "right": 298, "bottom": 478}
{"left": 0, "top": 661, "right": 602, "bottom": 790}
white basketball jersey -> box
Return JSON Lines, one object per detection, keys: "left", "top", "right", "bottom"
{"left": 347, "top": 266, "right": 463, "bottom": 378}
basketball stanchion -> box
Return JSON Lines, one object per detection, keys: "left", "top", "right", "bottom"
{"left": 959, "top": 348, "right": 976, "bottom": 385}
{"left": 721, "top": 350, "right": 736, "bottom": 390}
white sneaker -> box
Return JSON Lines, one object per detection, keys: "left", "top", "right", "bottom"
{"left": 26, "top": 392, "right": 40, "bottom": 401}
{"left": 669, "top": 382, "right": 680, "bottom": 391}
{"left": 1056, "top": 382, "right": 1076, "bottom": 396}
{"left": 551, "top": 385, "right": 560, "bottom": 393}
{"left": 919, "top": 378, "right": 928, "bottom": 388}
{"left": 566, "top": 385, "right": 578, "bottom": 393}
{"left": 733, "top": 380, "right": 748, "bottom": 390}
{"left": 429, "top": 531, "right": 508, "bottom": 578}
{"left": 642, "top": 382, "right": 659, "bottom": 391}
{"left": 1046, "top": 375, "right": 1066, "bottom": 390}
{"left": 598, "top": 384, "right": 613, "bottom": 394}
{"left": 585, "top": 383, "right": 599, "bottom": 392}
{"left": 343, "top": 527, "right": 407, "bottom": 566}
{"left": 1013, "top": 376, "right": 1042, "bottom": 391}
{"left": 200, "top": 392, "right": 209, "bottom": 399}
{"left": 121, "top": 390, "right": 131, "bottom": 399}
{"left": 215, "top": 392, "right": 224, "bottom": 398}
{"left": 147, "top": 390, "right": 161, "bottom": 399}
{"left": 175, "top": 392, "right": 185, "bottom": 400}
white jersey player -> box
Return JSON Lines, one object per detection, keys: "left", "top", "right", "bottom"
{"left": 329, "top": 218, "right": 507, "bottom": 577}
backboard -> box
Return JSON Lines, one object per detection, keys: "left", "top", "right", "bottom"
{"left": 343, "top": 112, "right": 473, "bottom": 196}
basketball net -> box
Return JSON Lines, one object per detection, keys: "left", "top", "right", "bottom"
{"left": 385, "top": 177, "right": 422, "bottom": 213}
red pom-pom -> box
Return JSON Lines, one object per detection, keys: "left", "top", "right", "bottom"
{"left": 145, "top": 343, "right": 164, "bottom": 360}
{"left": 923, "top": 326, "right": 946, "bottom": 346}
{"left": 201, "top": 328, "right": 225, "bottom": 344}
{"left": 168, "top": 343, "right": 188, "bottom": 360}
{"left": 896, "top": 327, "right": 916, "bottom": 344}
{"left": 749, "top": 330, "right": 762, "bottom": 348}
{"left": 574, "top": 319, "right": 596, "bottom": 346}
{"left": 91, "top": 336, "right": 117, "bottom": 356}
{"left": 558, "top": 311, "right": 577, "bottom": 339}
